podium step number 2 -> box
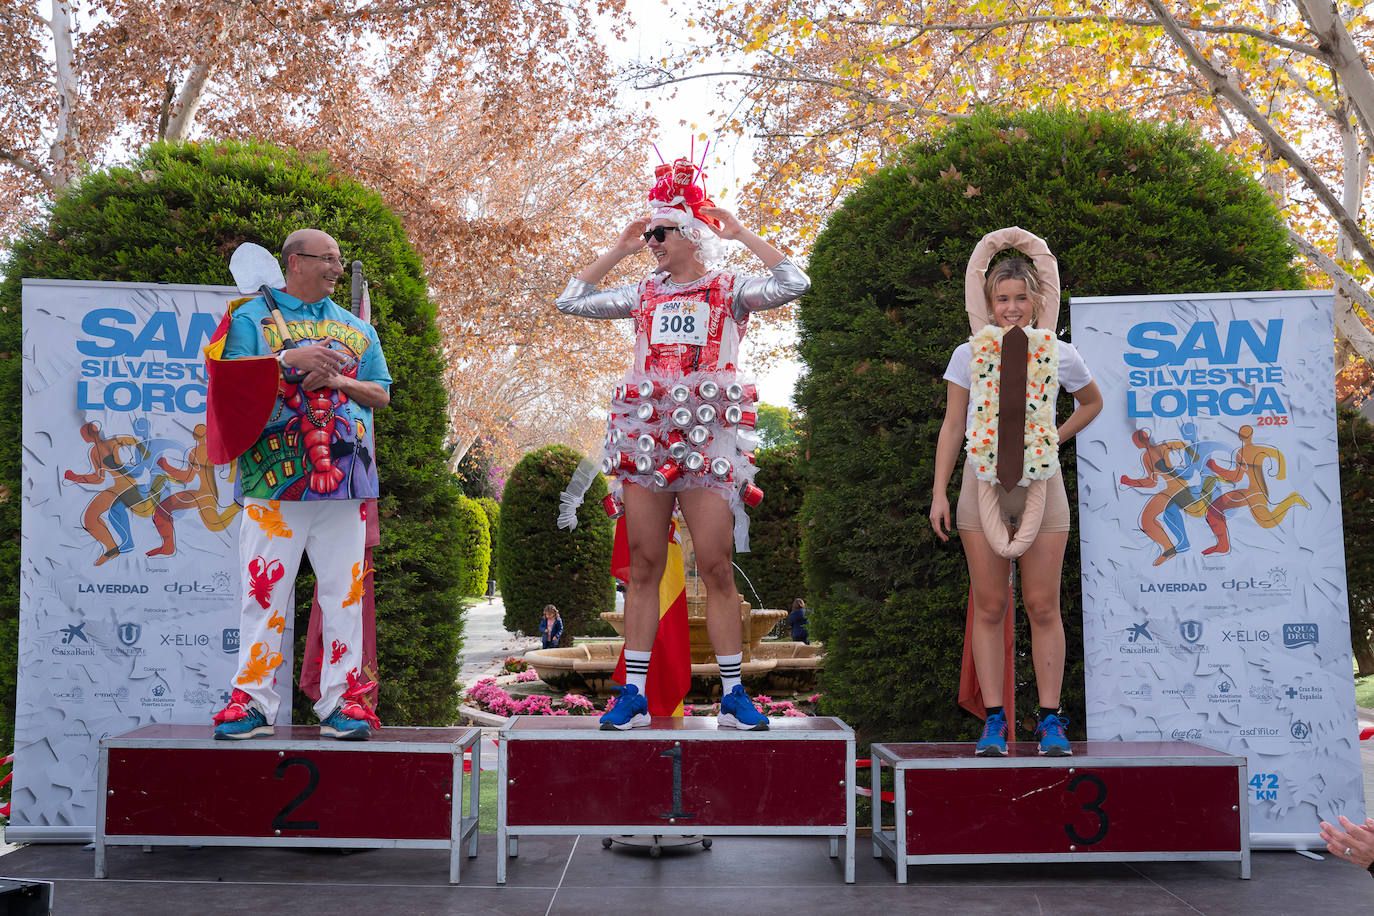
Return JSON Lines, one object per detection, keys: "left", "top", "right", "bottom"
{"left": 95, "top": 725, "right": 481, "bottom": 884}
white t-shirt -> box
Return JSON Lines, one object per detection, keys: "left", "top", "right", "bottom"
{"left": 943, "top": 337, "right": 1093, "bottom": 430}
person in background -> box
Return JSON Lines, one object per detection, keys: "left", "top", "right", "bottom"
{"left": 788, "top": 597, "right": 810, "bottom": 645}
{"left": 539, "top": 604, "right": 564, "bottom": 650}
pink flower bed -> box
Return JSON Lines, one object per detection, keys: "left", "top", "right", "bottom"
{"left": 465, "top": 680, "right": 820, "bottom": 720}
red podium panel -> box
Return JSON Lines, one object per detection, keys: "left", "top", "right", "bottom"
{"left": 95, "top": 724, "right": 481, "bottom": 883}
{"left": 497, "top": 716, "right": 856, "bottom": 883}
{"left": 870, "top": 741, "right": 1250, "bottom": 883}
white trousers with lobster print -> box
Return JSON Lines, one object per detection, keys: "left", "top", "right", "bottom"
{"left": 232, "top": 497, "right": 367, "bottom": 721}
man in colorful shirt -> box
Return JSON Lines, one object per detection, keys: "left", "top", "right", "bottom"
{"left": 210, "top": 228, "right": 391, "bottom": 740}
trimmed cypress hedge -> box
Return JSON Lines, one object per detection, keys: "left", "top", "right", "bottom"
{"left": 477, "top": 496, "right": 501, "bottom": 588}
{"left": 455, "top": 495, "right": 492, "bottom": 596}
{"left": 498, "top": 445, "right": 614, "bottom": 641}
{"left": 800, "top": 108, "right": 1303, "bottom": 745}
{"left": 733, "top": 444, "right": 806, "bottom": 613}
{"left": 0, "top": 140, "right": 468, "bottom": 743}
{"left": 1340, "top": 406, "right": 1374, "bottom": 674}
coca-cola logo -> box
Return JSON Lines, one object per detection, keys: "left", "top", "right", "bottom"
{"left": 1170, "top": 728, "right": 1203, "bottom": 740}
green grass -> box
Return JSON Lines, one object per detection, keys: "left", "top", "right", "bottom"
{"left": 1356, "top": 671, "right": 1374, "bottom": 709}
{"left": 470, "top": 768, "right": 497, "bottom": 833}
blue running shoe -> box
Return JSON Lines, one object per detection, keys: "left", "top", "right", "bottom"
{"left": 599, "top": 684, "right": 650, "bottom": 730}
{"left": 975, "top": 711, "right": 1008, "bottom": 757}
{"left": 1036, "top": 713, "right": 1072, "bottom": 757}
{"left": 717, "top": 685, "right": 769, "bottom": 731}
{"left": 320, "top": 705, "right": 372, "bottom": 740}
{"left": 212, "top": 691, "right": 273, "bottom": 740}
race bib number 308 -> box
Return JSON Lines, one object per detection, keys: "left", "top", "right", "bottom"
{"left": 651, "top": 299, "right": 708, "bottom": 346}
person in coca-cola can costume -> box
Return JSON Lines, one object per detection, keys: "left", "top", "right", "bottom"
{"left": 556, "top": 156, "right": 809, "bottom": 730}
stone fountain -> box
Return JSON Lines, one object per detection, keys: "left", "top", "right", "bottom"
{"left": 522, "top": 523, "right": 821, "bottom": 698}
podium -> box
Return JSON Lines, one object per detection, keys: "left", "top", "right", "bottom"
{"left": 869, "top": 740, "right": 1250, "bottom": 882}
{"left": 497, "top": 716, "right": 856, "bottom": 883}
{"left": 95, "top": 724, "right": 481, "bottom": 883}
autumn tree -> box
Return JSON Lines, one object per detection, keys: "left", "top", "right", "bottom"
{"left": 3, "top": 0, "right": 654, "bottom": 463}
{"left": 650, "top": 1, "right": 1374, "bottom": 396}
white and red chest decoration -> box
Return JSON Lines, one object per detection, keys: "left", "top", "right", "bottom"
{"left": 633, "top": 272, "right": 743, "bottom": 374}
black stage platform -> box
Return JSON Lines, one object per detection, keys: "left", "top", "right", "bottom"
{"left": 0, "top": 833, "right": 1364, "bottom": 914}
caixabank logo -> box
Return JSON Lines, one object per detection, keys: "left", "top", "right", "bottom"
{"left": 1120, "top": 621, "right": 1161, "bottom": 654}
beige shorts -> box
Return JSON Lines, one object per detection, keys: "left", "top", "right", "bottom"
{"left": 956, "top": 461, "right": 1070, "bottom": 533}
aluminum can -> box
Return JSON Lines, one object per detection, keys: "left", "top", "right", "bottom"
{"left": 666, "top": 429, "right": 689, "bottom": 460}
{"left": 683, "top": 451, "right": 706, "bottom": 473}
{"left": 723, "top": 405, "right": 757, "bottom": 429}
{"left": 602, "top": 492, "right": 624, "bottom": 519}
{"left": 635, "top": 433, "right": 657, "bottom": 453}
{"left": 636, "top": 379, "right": 667, "bottom": 400}
{"left": 669, "top": 383, "right": 692, "bottom": 404}
{"left": 687, "top": 425, "right": 712, "bottom": 447}
{"left": 670, "top": 406, "right": 694, "bottom": 428}
{"left": 612, "top": 383, "right": 637, "bottom": 404}
{"left": 653, "top": 459, "right": 682, "bottom": 488}
{"left": 740, "top": 482, "right": 764, "bottom": 507}
{"left": 709, "top": 456, "right": 733, "bottom": 480}
{"left": 633, "top": 453, "right": 655, "bottom": 474}
{"left": 696, "top": 379, "right": 720, "bottom": 400}
{"left": 605, "top": 427, "right": 625, "bottom": 447}
{"left": 604, "top": 452, "right": 637, "bottom": 474}
{"left": 695, "top": 403, "right": 717, "bottom": 425}
{"left": 635, "top": 402, "right": 661, "bottom": 423}
{"left": 724, "top": 382, "right": 758, "bottom": 403}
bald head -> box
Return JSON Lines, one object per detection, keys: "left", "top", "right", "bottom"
{"left": 280, "top": 229, "right": 343, "bottom": 302}
{"left": 281, "top": 229, "right": 337, "bottom": 263}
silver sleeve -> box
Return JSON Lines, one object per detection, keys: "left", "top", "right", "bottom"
{"left": 555, "top": 278, "right": 638, "bottom": 319}
{"left": 731, "top": 258, "right": 812, "bottom": 318}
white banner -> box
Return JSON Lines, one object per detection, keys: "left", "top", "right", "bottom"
{"left": 1072, "top": 290, "right": 1362, "bottom": 847}
{"left": 13, "top": 280, "right": 291, "bottom": 841}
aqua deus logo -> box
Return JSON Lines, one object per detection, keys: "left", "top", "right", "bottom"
{"left": 222, "top": 628, "right": 240, "bottom": 653}
{"left": 1283, "top": 623, "right": 1318, "bottom": 648}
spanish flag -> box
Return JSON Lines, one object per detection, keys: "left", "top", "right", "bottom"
{"left": 611, "top": 517, "right": 692, "bottom": 717}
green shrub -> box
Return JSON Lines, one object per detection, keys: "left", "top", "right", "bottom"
{"left": 498, "top": 445, "right": 614, "bottom": 642}
{"left": 734, "top": 444, "right": 806, "bottom": 613}
{"left": 1340, "top": 406, "right": 1374, "bottom": 674}
{"left": 0, "top": 140, "right": 468, "bottom": 741}
{"left": 477, "top": 497, "right": 501, "bottom": 588}
{"left": 800, "top": 108, "right": 1302, "bottom": 746}
{"left": 455, "top": 494, "right": 492, "bottom": 596}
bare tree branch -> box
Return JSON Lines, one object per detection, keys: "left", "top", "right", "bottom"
{"left": 1143, "top": 0, "right": 1374, "bottom": 272}
{"left": 1288, "top": 228, "right": 1374, "bottom": 365}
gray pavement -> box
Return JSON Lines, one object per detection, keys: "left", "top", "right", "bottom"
{"left": 0, "top": 832, "right": 1368, "bottom": 913}
{"left": 457, "top": 595, "right": 538, "bottom": 686}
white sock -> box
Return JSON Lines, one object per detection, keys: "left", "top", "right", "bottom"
{"left": 716, "top": 652, "right": 743, "bottom": 694}
{"left": 624, "top": 649, "right": 651, "bottom": 693}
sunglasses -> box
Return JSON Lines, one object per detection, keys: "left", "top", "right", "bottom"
{"left": 641, "top": 226, "right": 683, "bottom": 243}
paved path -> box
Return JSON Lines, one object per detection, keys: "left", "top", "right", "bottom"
{"left": 456, "top": 595, "right": 537, "bottom": 686}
